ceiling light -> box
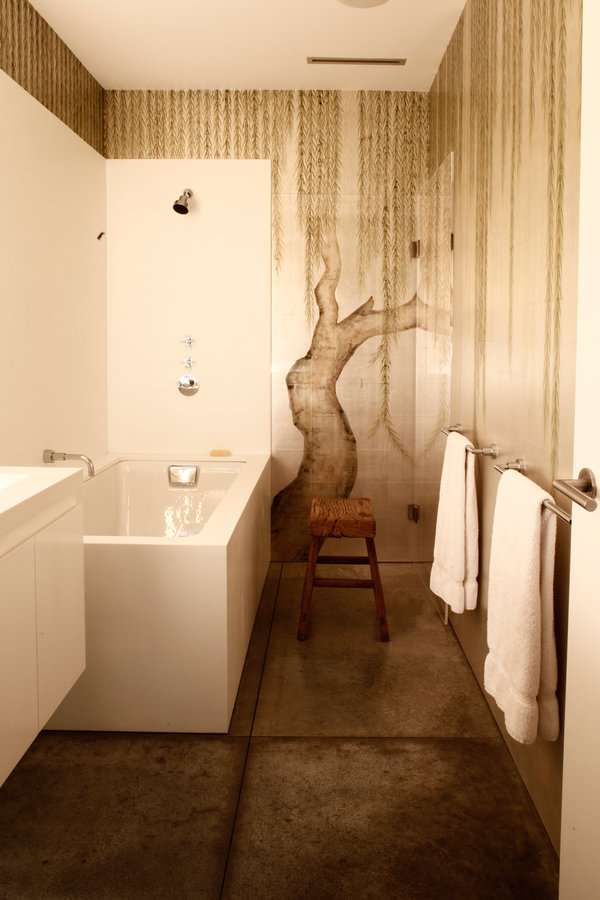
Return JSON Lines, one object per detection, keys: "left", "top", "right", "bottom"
{"left": 337, "top": 0, "right": 390, "bottom": 8}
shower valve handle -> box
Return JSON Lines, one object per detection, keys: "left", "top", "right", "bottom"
{"left": 181, "top": 356, "right": 195, "bottom": 368}
{"left": 179, "top": 335, "right": 195, "bottom": 347}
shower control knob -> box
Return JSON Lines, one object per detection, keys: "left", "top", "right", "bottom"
{"left": 179, "top": 335, "right": 195, "bottom": 347}
{"left": 181, "top": 356, "right": 195, "bottom": 368}
{"left": 178, "top": 374, "right": 199, "bottom": 396}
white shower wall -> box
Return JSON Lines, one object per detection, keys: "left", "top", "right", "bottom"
{"left": 106, "top": 160, "right": 271, "bottom": 456}
{"left": 0, "top": 71, "right": 107, "bottom": 466}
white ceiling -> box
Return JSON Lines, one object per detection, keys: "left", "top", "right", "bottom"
{"left": 26, "top": 0, "right": 465, "bottom": 92}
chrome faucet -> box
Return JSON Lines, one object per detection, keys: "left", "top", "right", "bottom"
{"left": 43, "top": 449, "right": 95, "bottom": 477}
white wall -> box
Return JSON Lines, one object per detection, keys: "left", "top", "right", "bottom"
{"left": 106, "top": 160, "right": 271, "bottom": 455}
{"left": 0, "top": 71, "right": 107, "bottom": 466}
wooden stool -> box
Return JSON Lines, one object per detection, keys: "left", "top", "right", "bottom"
{"left": 297, "top": 497, "right": 389, "bottom": 642}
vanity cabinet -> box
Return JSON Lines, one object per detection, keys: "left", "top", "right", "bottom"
{"left": 35, "top": 505, "right": 85, "bottom": 727}
{"left": 0, "top": 540, "right": 38, "bottom": 784}
{"left": 0, "top": 505, "right": 84, "bottom": 786}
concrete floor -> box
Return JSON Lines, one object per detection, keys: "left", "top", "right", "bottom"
{"left": 0, "top": 563, "right": 559, "bottom": 899}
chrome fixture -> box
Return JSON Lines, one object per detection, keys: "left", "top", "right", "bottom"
{"left": 493, "top": 459, "right": 526, "bottom": 474}
{"left": 43, "top": 449, "right": 95, "bottom": 477}
{"left": 494, "top": 460, "right": 572, "bottom": 525}
{"left": 181, "top": 356, "right": 195, "bottom": 368}
{"left": 168, "top": 465, "right": 198, "bottom": 487}
{"left": 178, "top": 374, "right": 199, "bottom": 396}
{"left": 466, "top": 443, "right": 498, "bottom": 458}
{"left": 440, "top": 426, "right": 497, "bottom": 458}
{"left": 553, "top": 468, "right": 597, "bottom": 512}
{"left": 179, "top": 335, "right": 195, "bottom": 347}
{"left": 173, "top": 189, "right": 193, "bottom": 214}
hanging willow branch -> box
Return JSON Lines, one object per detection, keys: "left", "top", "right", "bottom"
{"left": 469, "top": 0, "right": 498, "bottom": 435}
{"left": 524, "top": 0, "right": 571, "bottom": 477}
{"left": 295, "top": 90, "right": 342, "bottom": 322}
{"left": 357, "top": 91, "right": 429, "bottom": 452}
{"left": 417, "top": 155, "right": 454, "bottom": 455}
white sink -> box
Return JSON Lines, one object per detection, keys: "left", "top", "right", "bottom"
{"left": 0, "top": 473, "right": 27, "bottom": 489}
{"left": 0, "top": 466, "right": 83, "bottom": 557}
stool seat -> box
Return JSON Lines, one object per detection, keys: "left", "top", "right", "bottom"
{"left": 309, "top": 497, "right": 376, "bottom": 538}
{"left": 298, "top": 497, "right": 389, "bottom": 642}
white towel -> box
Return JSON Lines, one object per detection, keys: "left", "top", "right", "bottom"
{"left": 484, "top": 469, "right": 559, "bottom": 745}
{"left": 430, "top": 432, "right": 479, "bottom": 613}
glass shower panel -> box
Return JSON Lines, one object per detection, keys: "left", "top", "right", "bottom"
{"left": 336, "top": 240, "right": 419, "bottom": 563}
{"left": 414, "top": 153, "right": 454, "bottom": 561}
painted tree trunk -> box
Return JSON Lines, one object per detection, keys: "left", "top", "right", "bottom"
{"left": 272, "top": 231, "right": 444, "bottom": 561}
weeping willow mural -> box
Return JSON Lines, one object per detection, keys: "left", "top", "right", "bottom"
{"left": 270, "top": 230, "right": 447, "bottom": 560}
{"left": 429, "top": 0, "right": 579, "bottom": 477}
{"left": 270, "top": 92, "right": 446, "bottom": 560}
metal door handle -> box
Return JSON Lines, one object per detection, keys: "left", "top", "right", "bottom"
{"left": 553, "top": 468, "right": 597, "bottom": 511}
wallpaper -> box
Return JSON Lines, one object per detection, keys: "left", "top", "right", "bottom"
{"left": 430, "top": 0, "right": 581, "bottom": 477}
{"left": 0, "top": 0, "right": 104, "bottom": 154}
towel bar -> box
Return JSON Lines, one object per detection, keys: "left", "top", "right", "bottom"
{"left": 542, "top": 501, "right": 572, "bottom": 525}
{"left": 494, "top": 461, "right": 572, "bottom": 525}
{"left": 440, "top": 427, "right": 497, "bottom": 458}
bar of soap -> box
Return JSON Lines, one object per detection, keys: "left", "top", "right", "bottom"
{"left": 209, "top": 449, "right": 232, "bottom": 457}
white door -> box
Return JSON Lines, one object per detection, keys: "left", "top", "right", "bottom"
{"left": 558, "top": 2, "right": 600, "bottom": 896}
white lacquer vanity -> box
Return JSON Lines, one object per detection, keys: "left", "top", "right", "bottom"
{"left": 0, "top": 467, "right": 84, "bottom": 785}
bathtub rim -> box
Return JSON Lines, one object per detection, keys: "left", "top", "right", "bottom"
{"left": 82, "top": 452, "right": 270, "bottom": 547}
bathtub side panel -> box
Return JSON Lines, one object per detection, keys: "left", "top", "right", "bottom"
{"left": 226, "top": 458, "right": 271, "bottom": 717}
{"left": 48, "top": 543, "right": 229, "bottom": 732}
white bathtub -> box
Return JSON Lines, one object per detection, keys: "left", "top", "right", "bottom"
{"left": 47, "top": 454, "right": 271, "bottom": 733}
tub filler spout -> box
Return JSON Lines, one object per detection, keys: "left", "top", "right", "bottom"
{"left": 43, "top": 449, "right": 95, "bottom": 477}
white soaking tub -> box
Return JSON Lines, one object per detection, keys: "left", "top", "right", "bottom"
{"left": 47, "top": 454, "right": 271, "bottom": 733}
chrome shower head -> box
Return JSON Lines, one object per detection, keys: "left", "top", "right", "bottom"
{"left": 173, "top": 189, "right": 193, "bottom": 214}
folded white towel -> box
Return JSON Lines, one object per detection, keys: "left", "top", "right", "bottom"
{"left": 484, "top": 469, "right": 559, "bottom": 745}
{"left": 430, "top": 432, "right": 479, "bottom": 613}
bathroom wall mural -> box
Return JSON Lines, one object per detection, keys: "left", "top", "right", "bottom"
{"left": 430, "top": 0, "right": 580, "bottom": 478}
{"left": 104, "top": 89, "right": 451, "bottom": 561}
{"left": 272, "top": 151, "right": 453, "bottom": 561}
{"left": 270, "top": 229, "right": 446, "bottom": 560}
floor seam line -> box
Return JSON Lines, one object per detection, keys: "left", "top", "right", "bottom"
{"left": 218, "top": 562, "right": 283, "bottom": 899}
{"left": 246, "top": 734, "right": 504, "bottom": 743}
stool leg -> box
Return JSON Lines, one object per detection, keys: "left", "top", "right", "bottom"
{"left": 365, "top": 537, "right": 389, "bottom": 642}
{"left": 298, "top": 536, "right": 320, "bottom": 640}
